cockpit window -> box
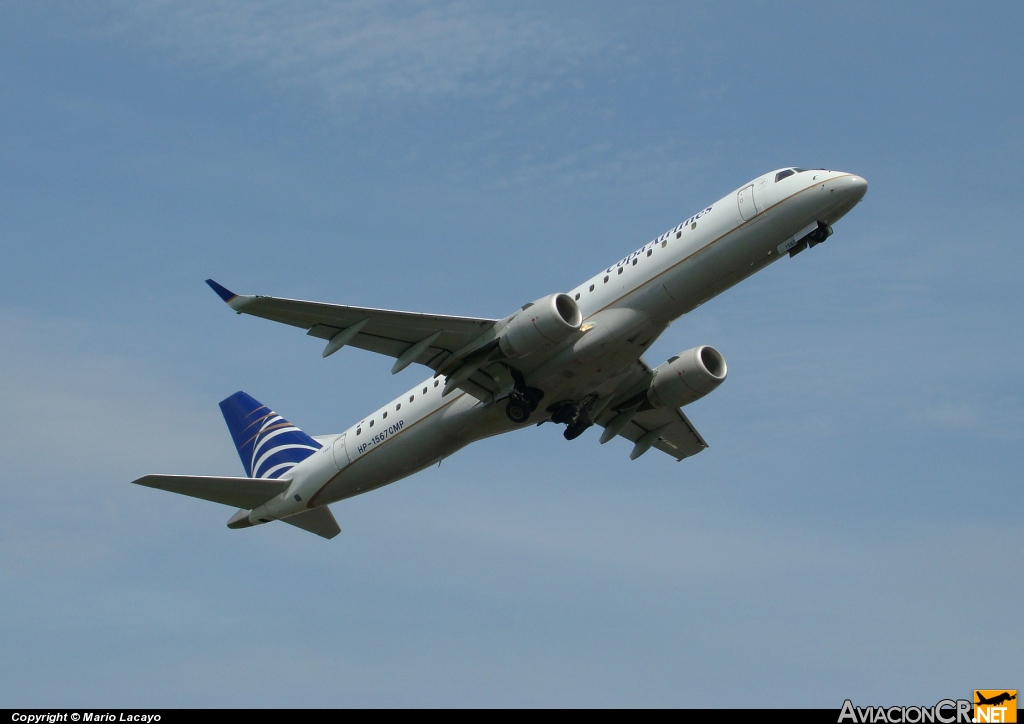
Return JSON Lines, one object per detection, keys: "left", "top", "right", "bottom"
{"left": 793, "top": 168, "right": 808, "bottom": 173}
{"left": 775, "top": 169, "right": 795, "bottom": 182}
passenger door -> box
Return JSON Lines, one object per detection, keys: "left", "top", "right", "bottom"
{"left": 737, "top": 184, "right": 757, "bottom": 221}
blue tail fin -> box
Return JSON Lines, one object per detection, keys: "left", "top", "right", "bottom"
{"left": 219, "top": 391, "right": 322, "bottom": 479}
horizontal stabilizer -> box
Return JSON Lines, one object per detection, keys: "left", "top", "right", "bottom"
{"left": 132, "top": 474, "right": 289, "bottom": 509}
{"left": 281, "top": 506, "right": 341, "bottom": 539}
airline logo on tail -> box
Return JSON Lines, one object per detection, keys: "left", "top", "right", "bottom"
{"left": 219, "top": 391, "right": 322, "bottom": 479}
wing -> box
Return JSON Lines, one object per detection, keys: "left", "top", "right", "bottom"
{"left": 206, "top": 280, "right": 503, "bottom": 400}
{"left": 594, "top": 406, "right": 707, "bottom": 461}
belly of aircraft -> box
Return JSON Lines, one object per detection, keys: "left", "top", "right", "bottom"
{"left": 313, "top": 395, "right": 520, "bottom": 505}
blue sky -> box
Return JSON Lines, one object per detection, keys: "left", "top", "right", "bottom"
{"left": 1, "top": 1, "right": 1021, "bottom": 707}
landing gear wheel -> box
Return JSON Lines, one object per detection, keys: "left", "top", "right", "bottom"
{"left": 548, "top": 402, "right": 576, "bottom": 425}
{"left": 506, "top": 398, "right": 531, "bottom": 424}
{"left": 524, "top": 387, "right": 544, "bottom": 411}
{"left": 507, "top": 367, "right": 543, "bottom": 413}
{"left": 563, "top": 419, "right": 593, "bottom": 440}
{"left": 807, "top": 223, "right": 833, "bottom": 248}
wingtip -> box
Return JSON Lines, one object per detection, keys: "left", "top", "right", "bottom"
{"left": 205, "top": 279, "right": 238, "bottom": 303}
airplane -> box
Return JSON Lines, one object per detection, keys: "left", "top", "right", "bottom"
{"left": 976, "top": 693, "right": 1017, "bottom": 707}
{"left": 133, "top": 167, "right": 868, "bottom": 539}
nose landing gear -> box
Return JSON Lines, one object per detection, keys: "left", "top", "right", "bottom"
{"left": 789, "top": 222, "right": 833, "bottom": 257}
{"left": 806, "top": 222, "right": 833, "bottom": 248}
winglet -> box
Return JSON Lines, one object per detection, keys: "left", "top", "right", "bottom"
{"left": 205, "top": 279, "right": 238, "bottom": 303}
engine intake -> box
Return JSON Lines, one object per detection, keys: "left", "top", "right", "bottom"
{"left": 499, "top": 293, "right": 583, "bottom": 359}
{"left": 648, "top": 345, "right": 727, "bottom": 408}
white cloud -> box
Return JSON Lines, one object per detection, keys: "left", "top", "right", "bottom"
{"left": 0, "top": 310, "right": 230, "bottom": 482}
{"left": 0, "top": 309, "right": 239, "bottom": 574}
{"left": 84, "top": 0, "right": 605, "bottom": 100}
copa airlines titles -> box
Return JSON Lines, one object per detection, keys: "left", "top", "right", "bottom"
{"left": 606, "top": 206, "right": 714, "bottom": 273}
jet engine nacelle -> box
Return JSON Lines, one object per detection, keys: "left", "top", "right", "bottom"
{"left": 498, "top": 293, "right": 583, "bottom": 358}
{"left": 648, "top": 345, "right": 728, "bottom": 408}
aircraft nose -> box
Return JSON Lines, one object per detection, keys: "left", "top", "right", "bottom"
{"left": 841, "top": 174, "right": 868, "bottom": 204}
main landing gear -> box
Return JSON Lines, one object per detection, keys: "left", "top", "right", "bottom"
{"left": 505, "top": 391, "right": 541, "bottom": 423}
{"left": 504, "top": 368, "right": 544, "bottom": 424}
{"left": 548, "top": 399, "right": 595, "bottom": 440}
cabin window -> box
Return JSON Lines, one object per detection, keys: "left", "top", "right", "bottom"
{"left": 410, "top": 395, "right": 415, "bottom": 402}
{"left": 632, "top": 258, "right": 637, "bottom": 266}
{"left": 369, "top": 420, "right": 374, "bottom": 427}
{"left": 574, "top": 293, "right": 580, "bottom": 300}
{"left": 691, "top": 222, "right": 696, "bottom": 230}
{"left": 422, "top": 387, "right": 427, "bottom": 394}
{"left": 356, "top": 427, "right": 361, "bottom": 435}
{"left": 617, "top": 267, "right": 623, "bottom": 275}
{"left": 589, "top": 284, "right": 595, "bottom": 292}
{"left": 647, "top": 249, "right": 652, "bottom": 257}
{"left": 603, "top": 276, "right": 609, "bottom": 283}
{"left": 382, "top": 411, "right": 387, "bottom": 419}
{"left": 676, "top": 231, "right": 682, "bottom": 239}
{"left": 395, "top": 403, "right": 401, "bottom": 411}
{"left": 434, "top": 379, "right": 439, "bottom": 387}
{"left": 775, "top": 169, "right": 795, "bottom": 182}
{"left": 661, "top": 240, "right": 667, "bottom": 248}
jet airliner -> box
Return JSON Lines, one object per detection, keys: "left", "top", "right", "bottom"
{"left": 134, "top": 168, "right": 868, "bottom": 539}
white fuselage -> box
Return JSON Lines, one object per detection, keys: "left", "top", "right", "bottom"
{"left": 247, "top": 169, "right": 867, "bottom": 524}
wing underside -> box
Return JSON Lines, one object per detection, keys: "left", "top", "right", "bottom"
{"left": 208, "top": 280, "right": 505, "bottom": 400}
{"left": 594, "top": 406, "right": 708, "bottom": 461}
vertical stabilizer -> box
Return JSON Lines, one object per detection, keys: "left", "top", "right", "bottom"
{"left": 219, "top": 391, "right": 321, "bottom": 479}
